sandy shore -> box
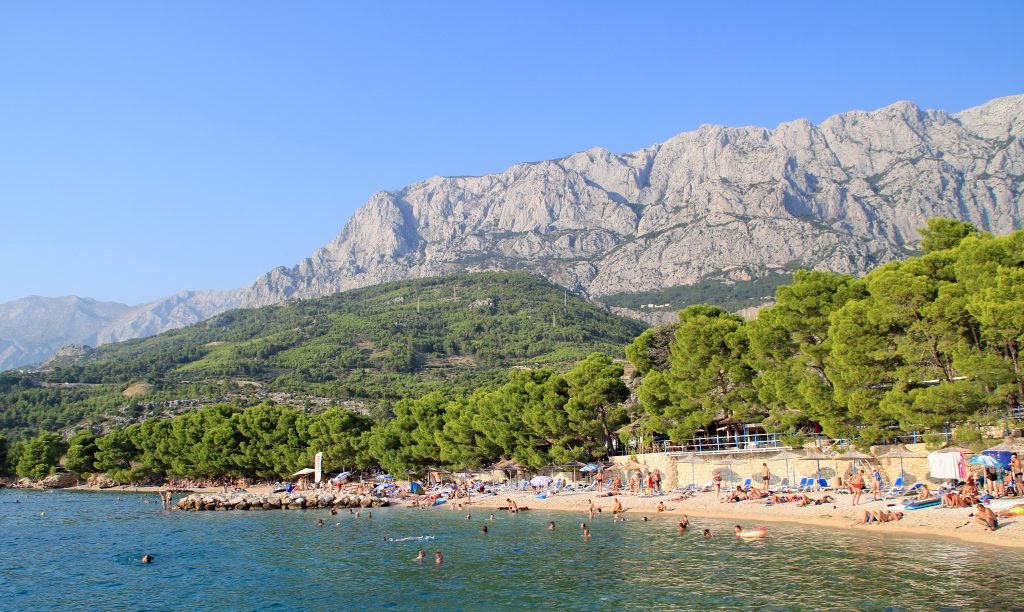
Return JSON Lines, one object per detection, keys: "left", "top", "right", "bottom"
{"left": 437, "top": 488, "right": 1023, "bottom": 550}
{"left": 51, "top": 482, "right": 1022, "bottom": 549}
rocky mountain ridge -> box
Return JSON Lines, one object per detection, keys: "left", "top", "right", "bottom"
{"left": 2, "top": 94, "right": 1022, "bottom": 371}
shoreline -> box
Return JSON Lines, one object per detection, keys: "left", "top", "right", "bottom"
{"left": 17, "top": 483, "right": 1021, "bottom": 550}
{"left": 450, "top": 489, "right": 1024, "bottom": 551}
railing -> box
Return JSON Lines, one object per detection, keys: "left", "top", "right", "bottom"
{"left": 664, "top": 432, "right": 789, "bottom": 455}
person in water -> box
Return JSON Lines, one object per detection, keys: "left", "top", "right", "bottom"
{"left": 435, "top": 551, "right": 444, "bottom": 565}
{"left": 548, "top": 521, "right": 555, "bottom": 530}
{"left": 318, "top": 519, "right": 324, "bottom": 527}
{"left": 481, "top": 525, "right": 488, "bottom": 535}
{"left": 489, "top": 514, "right": 495, "bottom": 521}
{"left": 415, "top": 550, "right": 426, "bottom": 562}
{"left": 678, "top": 516, "right": 689, "bottom": 532}
{"left": 656, "top": 501, "right": 667, "bottom": 513}
{"left": 141, "top": 555, "right": 154, "bottom": 564}
{"left": 703, "top": 528, "right": 714, "bottom": 538}
{"left": 612, "top": 497, "right": 623, "bottom": 514}
{"left": 582, "top": 528, "right": 591, "bottom": 539}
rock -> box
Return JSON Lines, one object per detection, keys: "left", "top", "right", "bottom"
{"left": 4, "top": 95, "right": 1024, "bottom": 373}
{"left": 40, "top": 471, "right": 78, "bottom": 488}
{"left": 359, "top": 496, "right": 372, "bottom": 508}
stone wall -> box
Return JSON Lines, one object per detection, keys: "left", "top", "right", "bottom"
{"left": 608, "top": 442, "right": 949, "bottom": 491}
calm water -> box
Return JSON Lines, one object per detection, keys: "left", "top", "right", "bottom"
{"left": 0, "top": 490, "right": 1019, "bottom": 610}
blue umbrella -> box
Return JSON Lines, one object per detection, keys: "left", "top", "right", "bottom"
{"left": 969, "top": 454, "right": 1005, "bottom": 468}
{"left": 375, "top": 474, "right": 394, "bottom": 482}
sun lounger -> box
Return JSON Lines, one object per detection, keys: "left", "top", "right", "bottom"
{"left": 817, "top": 478, "right": 833, "bottom": 491}
{"left": 885, "top": 476, "right": 906, "bottom": 497}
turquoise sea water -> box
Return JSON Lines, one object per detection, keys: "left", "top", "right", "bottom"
{"left": 0, "top": 489, "right": 1019, "bottom": 610}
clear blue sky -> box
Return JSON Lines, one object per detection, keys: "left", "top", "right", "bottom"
{"left": 1, "top": 1, "right": 1021, "bottom": 304}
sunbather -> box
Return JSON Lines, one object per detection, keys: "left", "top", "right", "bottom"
{"left": 975, "top": 503, "right": 999, "bottom": 531}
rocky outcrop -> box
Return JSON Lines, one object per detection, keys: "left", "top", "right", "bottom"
{"left": 3, "top": 95, "right": 1023, "bottom": 371}
{"left": 175, "top": 492, "right": 390, "bottom": 511}
{"left": 241, "top": 95, "right": 1024, "bottom": 305}
{"left": 40, "top": 471, "right": 79, "bottom": 488}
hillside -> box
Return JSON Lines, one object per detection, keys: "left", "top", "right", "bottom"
{"left": 2, "top": 94, "right": 1022, "bottom": 371}
{"left": 0, "top": 272, "right": 646, "bottom": 440}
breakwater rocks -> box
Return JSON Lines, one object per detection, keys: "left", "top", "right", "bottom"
{"left": 175, "top": 492, "right": 390, "bottom": 511}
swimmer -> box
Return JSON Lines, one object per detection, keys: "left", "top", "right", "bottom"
{"left": 141, "top": 555, "right": 154, "bottom": 564}
{"left": 548, "top": 521, "right": 556, "bottom": 530}
{"left": 367, "top": 512, "right": 372, "bottom": 519}
{"left": 466, "top": 514, "right": 472, "bottom": 520}
{"left": 415, "top": 550, "right": 426, "bottom": 562}
{"left": 703, "top": 528, "right": 714, "bottom": 538}
{"left": 580, "top": 522, "right": 587, "bottom": 530}
{"left": 318, "top": 519, "right": 324, "bottom": 527}
{"left": 489, "top": 514, "right": 495, "bottom": 520}
{"left": 330, "top": 508, "right": 338, "bottom": 515}
{"left": 481, "top": 524, "right": 488, "bottom": 534}
{"left": 355, "top": 512, "right": 361, "bottom": 518}
{"left": 582, "top": 528, "right": 592, "bottom": 539}
{"left": 734, "top": 525, "right": 743, "bottom": 536}
{"left": 435, "top": 551, "right": 443, "bottom": 565}
{"left": 642, "top": 516, "right": 649, "bottom": 522}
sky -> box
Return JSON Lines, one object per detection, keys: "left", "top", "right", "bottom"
{"left": 1, "top": 2, "right": 1022, "bottom": 305}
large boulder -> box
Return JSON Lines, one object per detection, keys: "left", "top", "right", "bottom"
{"left": 40, "top": 471, "right": 79, "bottom": 489}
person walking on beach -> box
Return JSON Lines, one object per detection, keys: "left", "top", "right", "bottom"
{"left": 713, "top": 471, "right": 723, "bottom": 499}
{"left": 871, "top": 468, "right": 883, "bottom": 501}
{"left": 761, "top": 464, "right": 771, "bottom": 490}
{"left": 653, "top": 469, "right": 662, "bottom": 495}
{"left": 851, "top": 469, "right": 865, "bottom": 506}
{"left": 596, "top": 469, "right": 605, "bottom": 492}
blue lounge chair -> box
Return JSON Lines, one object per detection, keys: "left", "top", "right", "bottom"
{"left": 742, "top": 478, "right": 752, "bottom": 489}
{"left": 818, "top": 478, "right": 833, "bottom": 491}
{"left": 885, "top": 476, "right": 905, "bottom": 497}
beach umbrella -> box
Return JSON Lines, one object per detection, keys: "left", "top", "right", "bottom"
{"left": 769, "top": 450, "right": 802, "bottom": 487}
{"left": 714, "top": 456, "right": 745, "bottom": 486}
{"left": 530, "top": 475, "right": 553, "bottom": 488}
{"left": 332, "top": 471, "right": 352, "bottom": 483}
{"left": 986, "top": 438, "right": 1024, "bottom": 452}
{"left": 879, "top": 444, "right": 925, "bottom": 480}
{"left": 374, "top": 474, "right": 394, "bottom": 482}
{"left": 562, "top": 461, "right": 587, "bottom": 484}
{"left": 968, "top": 454, "right": 1005, "bottom": 468}
{"left": 676, "top": 453, "right": 704, "bottom": 488}
{"left": 937, "top": 444, "right": 974, "bottom": 454}
{"left": 291, "top": 467, "right": 316, "bottom": 478}
{"left": 800, "top": 449, "right": 829, "bottom": 481}
{"left": 623, "top": 460, "right": 646, "bottom": 471}
{"left": 835, "top": 449, "right": 874, "bottom": 476}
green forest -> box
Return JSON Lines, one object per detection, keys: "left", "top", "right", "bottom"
{"left": 3, "top": 219, "right": 1023, "bottom": 482}
{"left": 0, "top": 272, "right": 645, "bottom": 440}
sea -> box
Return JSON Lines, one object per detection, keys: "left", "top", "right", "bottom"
{"left": 0, "top": 489, "right": 1018, "bottom": 610}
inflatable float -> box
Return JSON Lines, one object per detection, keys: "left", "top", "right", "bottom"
{"left": 736, "top": 527, "right": 768, "bottom": 538}
{"left": 901, "top": 495, "right": 940, "bottom": 510}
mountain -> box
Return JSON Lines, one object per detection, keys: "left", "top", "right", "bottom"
{"left": 3, "top": 95, "right": 1023, "bottom": 370}
{"left": 0, "top": 290, "right": 243, "bottom": 372}
{"left": 0, "top": 272, "right": 646, "bottom": 439}
{"left": 240, "top": 95, "right": 1024, "bottom": 309}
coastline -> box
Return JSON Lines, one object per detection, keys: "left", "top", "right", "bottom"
{"left": 23, "top": 482, "right": 1021, "bottom": 550}
{"left": 452, "top": 489, "right": 1024, "bottom": 550}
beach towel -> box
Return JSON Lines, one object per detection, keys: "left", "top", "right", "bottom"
{"left": 927, "top": 452, "right": 963, "bottom": 479}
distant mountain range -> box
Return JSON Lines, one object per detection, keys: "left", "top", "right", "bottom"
{"left": 2, "top": 94, "right": 1022, "bottom": 371}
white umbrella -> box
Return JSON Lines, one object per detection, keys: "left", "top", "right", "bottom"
{"left": 530, "top": 475, "right": 553, "bottom": 487}
{"left": 291, "top": 467, "right": 316, "bottom": 478}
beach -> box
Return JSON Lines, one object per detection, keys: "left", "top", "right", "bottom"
{"left": 50, "top": 480, "right": 1021, "bottom": 549}
{"left": 439, "top": 487, "right": 1024, "bottom": 550}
